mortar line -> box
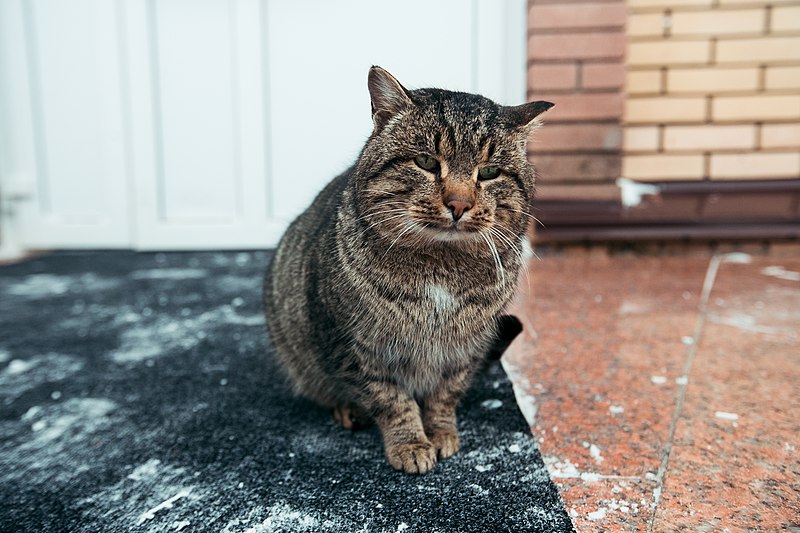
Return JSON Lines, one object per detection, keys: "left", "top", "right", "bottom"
{"left": 646, "top": 254, "right": 722, "bottom": 532}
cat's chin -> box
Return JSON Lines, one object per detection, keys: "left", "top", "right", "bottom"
{"left": 425, "top": 227, "right": 481, "bottom": 243}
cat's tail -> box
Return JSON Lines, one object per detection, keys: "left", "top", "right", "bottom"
{"left": 486, "top": 314, "right": 523, "bottom": 362}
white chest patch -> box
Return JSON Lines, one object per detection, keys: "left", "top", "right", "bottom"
{"left": 425, "top": 284, "right": 457, "bottom": 311}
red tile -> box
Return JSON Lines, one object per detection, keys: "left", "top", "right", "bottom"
{"left": 504, "top": 253, "right": 710, "bottom": 530}
{"left": 652, "top": 256, "right": 800, "bottom": 531}
{"left": 505, "top": 251, "right": 800, "bottom": 531}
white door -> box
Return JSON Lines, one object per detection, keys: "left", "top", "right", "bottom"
{"left": 0, "top": 0, "right": 526, "bottom": 252}
{"left": 0, "top": 0, "right": 131, "bottom": 249}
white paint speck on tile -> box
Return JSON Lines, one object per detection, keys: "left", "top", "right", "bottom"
{"left": 715, "top": 411, "right": 739, "bottom": 421}
{"left": 609, "top": 405, "right": 624, "bottom": 415}
{"left": 681, "top": 336, "right": 695, "bottom": 345}
{"left": 675, "top": 376, "right": 689, "bottom": 385}
{"left": 761, "top": 265, "right": 800, "bottom": 282}
{"left": 589, "top": 444, "right": 604, "bottom": 464}
{"left": 650, "top": 376, "right": 667, "bottom": 385}
{"left": 587, "top": 508, "right": 607, "bottom": 521}
{"left": 722, "top": 252, "right": 752, "bottom": 264}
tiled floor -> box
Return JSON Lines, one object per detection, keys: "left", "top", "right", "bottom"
{"left": 503, "top": 247, "right": 800, "bottom": 532}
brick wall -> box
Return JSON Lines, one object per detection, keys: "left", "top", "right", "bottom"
{"left": 623, "top": 0, "right": 800, "bottom": 182}
{"left": 526, "top": 0, "right": 627, "bottom": 201}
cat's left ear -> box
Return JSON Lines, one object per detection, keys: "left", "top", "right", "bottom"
{"left": 368, "top": 66, "right": 414, "bottom": 132}
{"left": 503, "top": 100, "right": 555, "bottom": 131}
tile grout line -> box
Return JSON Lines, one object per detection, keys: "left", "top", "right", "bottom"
{"left": 646, "top": 254, "right": 722, "bottom": 532}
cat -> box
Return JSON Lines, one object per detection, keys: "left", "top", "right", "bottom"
{"left": 264, "top": 66, "right": 552, "bottom": 474}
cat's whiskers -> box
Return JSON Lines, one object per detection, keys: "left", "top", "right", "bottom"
{"left": 499, "top": 206, "right": 545, "bottom": 228}
{"left": 362, "top": 212, "right": 412, "bottom": 233}
{"left": 362, "top": 189, "right": 399, "bottom": 197}
{"left": 489, "top": 226, "right": 531, "bottom": 291}
{"left": 479, "top": 231, "right": 505, "bottom": 286}
{"left": 357, "top": 207, "right": 407, "bottom": 221}
{"left": 381, "top": 220, "right": 422, "bottom": 260}
{"left": 357, "top": 202, "right": 409, "bottom": 219}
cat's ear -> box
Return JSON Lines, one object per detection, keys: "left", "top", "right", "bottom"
{"left": 368, "top": 66, "right": 413, "bottom": 131}
{"left": 503, "top": 100, "right": 555, "bottom": 131}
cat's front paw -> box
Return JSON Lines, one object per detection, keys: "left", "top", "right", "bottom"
{"left": 386, "top": 441, "right": 437, "bottom": 474}
{"left": 429, "top": 429, "right": 460, "bottom": 460}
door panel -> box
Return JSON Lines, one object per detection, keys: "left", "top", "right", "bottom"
{"left": 0, "top": 0, "right": 130, "bottom": 248}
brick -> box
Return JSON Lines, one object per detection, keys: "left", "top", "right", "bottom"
{"left": 771, "top": 6, "right": 800, "bottom": 32}
{"left": 534, "top": 183, "right": 621, "bottom": 201}
{"left": 710, "top": 152, "right": 800, "bottom": 179}
{"left": 527, "top": 64, "right": 578, "bottom": 92}
{"left": 671, "top": 9, "right": 766, "bottom": 36}
{"left": 628, "top": 0, "right": 712, "bottom": 7}
{"left": 626, "top": 70, "right": 662, "bottom": 94}
{"left": 761, "top": 124, "right": 800, "bottom": 148}
{"left": 713, "top": 95, "right": 800, "bottom": 121}
{"left": 718, "top": 0, "right": 798, "bottom": 4}
{"left": 628, "top": 13, "right": 667, "bottom": 37}
{"left": 530, "top": 92, "right": 625, "bottom": 121}
{"left": 765, "top": 66, "right": 800, "bottom": 90}
{"left": 532, "top": 123, "right": 623, "bottom": 152}
{"left": 582, "top": 62, "right": 626, "bottom": 89}
{"left": 627, "top": 41, "right": 711, "bottom": 66}
{"left": 716, "top": 37, "right": 800, "bottom": 63}
{"left": 663, "top": 125, "right": 756, "bottom": 151}
{"left": 529, "top": 33, "right": 626, "bottom": 60}
{"left": 625, "top": 97, "right": 706, "bottom": 123}
{"left": 624, "top": 126, "right": 661, "bottom": 151}
{"left": 667, "top": 67, "right": 759, "bottom": 93}
{"left": 622, "top": 154, "right": 705, "bottom": 180}
{"left": 532, "top": 153, "right": 622, "bottom": 182}
{"left": 529, "top": 3, "right": 627, "bottom": 30}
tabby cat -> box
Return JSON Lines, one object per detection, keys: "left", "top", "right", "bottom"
{"left": 264, "top": 66, "right": 552, "bottom": 474}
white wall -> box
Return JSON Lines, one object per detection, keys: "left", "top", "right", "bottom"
{"left": 0, "top": 0, "right": 526, "bottom": 252}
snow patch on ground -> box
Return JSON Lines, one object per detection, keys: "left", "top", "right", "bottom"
{"left": 222, "top": 503, "right": 364, "bottom": 533}
{"left": 109, "top": 304, "right": 263, "bottom": 363}
{"left": 3, "top": 272, "right": 121, "bottom": 297}
{"left": 5, "top": 274, "right": 73, "bottom": 297}
{"left": 2, "top": 398, "right": 118, "bottom": 486}
{"left": 0, "top": 353, "right": 84, "bottom": 402}
{"left": 131, "top": 268, "right": 208, "bottom": 280}
{"left": 79, "top": 456, "right": 204, "bottom": 530}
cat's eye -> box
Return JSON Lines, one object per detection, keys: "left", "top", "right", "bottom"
{"left": 414, "top": 155, "right": 440, "bottom": 172}
{"left": 478, "top": 166, "right": 502, "bottom": 181}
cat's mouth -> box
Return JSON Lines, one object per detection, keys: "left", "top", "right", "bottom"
{"left": 419, "top": 219, "right": 484, "bottom": 242}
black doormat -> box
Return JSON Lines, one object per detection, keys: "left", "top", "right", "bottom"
{"left": 0, "top": 251, "right": 573, "bottom": 532}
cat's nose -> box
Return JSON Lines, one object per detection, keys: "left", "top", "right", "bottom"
{"left": 446, "top": 197, "right": 473, "bottom": 221}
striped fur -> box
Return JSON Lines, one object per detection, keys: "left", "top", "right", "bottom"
{"left": 264, "top": 67, "right": 552, "bottom": 474}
